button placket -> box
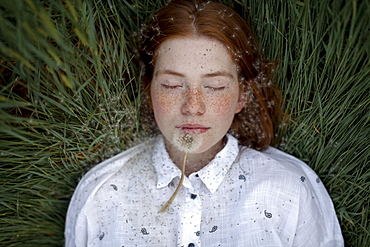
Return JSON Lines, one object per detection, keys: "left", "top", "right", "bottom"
{"left": 179, "top": 177, "right": 202, "bottom": 247}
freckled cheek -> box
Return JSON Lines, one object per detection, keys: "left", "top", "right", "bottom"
{"left": 151, "top": 91, "right": 178, "bottom": 115}
{"left": 208, "top": 95, "right": 238, "bottom": 115}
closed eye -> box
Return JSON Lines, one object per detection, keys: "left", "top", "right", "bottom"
{"left": 204, "top": 86, "right": 226, "bottom": 91}
{"left": 161, "top": 84, "right": 183, "bottom": 89}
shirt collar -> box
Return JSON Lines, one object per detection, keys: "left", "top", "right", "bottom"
{"left": 197, "top": 134, "right": 239, "bottom": 193}
{"left": 152, "top": 134, "right": 240, "bottom": 193}
{"left": 152, "top": 135, "right": 181, "bottom": 189}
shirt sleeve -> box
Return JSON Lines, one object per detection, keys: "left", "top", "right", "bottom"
{"left": 64, "top": 141, "right": 150, "bottom": 246}
{"left": 292, "top": 171, "right": 344, "bottom": 246}
{"left": 64, "top": 175, "right": 91, "bottom": 247}
{"left": 65, "top": 166, "right": 123, "bottom": 246}
{"left": 64, "top": 163, "right": 122, "bottom": 246}
{"left": 261, "top": 147, "right": 344, "bottom": 246}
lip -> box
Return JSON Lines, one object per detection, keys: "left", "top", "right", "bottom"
{"left": 176, "top": 124, "right": 210, "bottom": 134}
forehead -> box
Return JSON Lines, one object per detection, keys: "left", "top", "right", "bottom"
{"left": 154, "top": 37, "right": 237, "bottom": 76}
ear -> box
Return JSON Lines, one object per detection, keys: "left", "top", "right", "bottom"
{"left": 234, "top": 95, "right": 245, "bottom": 114}
{"left": 235, "top": 82, "right": 248, "bottom": 114}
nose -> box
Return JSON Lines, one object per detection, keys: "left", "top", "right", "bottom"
{"left": 181, "top": 87, "right": 205, "bottom": 115}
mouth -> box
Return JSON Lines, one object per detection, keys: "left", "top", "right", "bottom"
{"left": 176, "top": 124, "right": 210, "bottom": 134}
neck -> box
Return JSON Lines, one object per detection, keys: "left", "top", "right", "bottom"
{"left": 165, "top": 137, "right": 226, "bottom": 177}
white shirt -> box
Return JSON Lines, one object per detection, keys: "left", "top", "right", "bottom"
{"left": 65, "top": 134, "right": 343, "bottom": 247}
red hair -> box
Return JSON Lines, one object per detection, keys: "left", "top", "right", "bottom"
{"left": 140, "top": 0, "right": 283, "bottom": 150}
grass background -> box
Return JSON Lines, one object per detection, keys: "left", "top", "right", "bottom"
{"left": 0, "top": 0, "right": 369, "bottom": 246}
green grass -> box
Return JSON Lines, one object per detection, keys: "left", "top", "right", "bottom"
{"left": 0, "top": 0, "right": 369, "bottom": 246}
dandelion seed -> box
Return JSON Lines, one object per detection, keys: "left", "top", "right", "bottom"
{"left": 173, "top": 130, "right": 202, "bottom": 153}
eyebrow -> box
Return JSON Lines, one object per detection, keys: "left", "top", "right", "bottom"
{"left": 155, "top": 69, "right": 185, "bottom": 77}
{"left": 155, "top": 69, "right": 234, "bottom": 79}
{"left": 203, "top": 71, "right": 234, "bottom": 79}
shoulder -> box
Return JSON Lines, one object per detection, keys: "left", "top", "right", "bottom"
{"left": 237, "top": 145, "right": 338, "bottom": 218}
{"left": 65, "top": 137, "right": 157, "bottom": 245}
{"left": 236, "top": 146, "right": 330, "bottom": 206}
{"left": 252, "top": 148, "right": 344, "bottom": 245}
{"left": 77, "top": 137, "right": 156, "bottom": 191}
{"left": 68, "top": 137, "right": 157, "bottom": 213}
{"left": 238, "top": 146, "right": 320, "bottom": 184}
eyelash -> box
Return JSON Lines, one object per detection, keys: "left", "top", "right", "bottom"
{"left": 204, "top": 86, "right": 226, "bottom": 91}
{"left": 161, "top": 84, "right": 226, "bottom": 91}
{"left": 161, "top": 84, "right": 182, "bottom": 89}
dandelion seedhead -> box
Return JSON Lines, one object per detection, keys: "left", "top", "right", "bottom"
{"left": 173, "top": 131, "right": 202, "bottom": 153}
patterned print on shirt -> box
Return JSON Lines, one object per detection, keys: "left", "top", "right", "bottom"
{"left": 110, "top": 184, "right": 118, "bottom": 191}
{"left": 264, "top": 210, "right": 272, "bottom": 218}
{"left": 141, "top": 228, "right": 149, "bottom": 235}
{"left": 209, "top": 225, "right": 218, "bottom": 233}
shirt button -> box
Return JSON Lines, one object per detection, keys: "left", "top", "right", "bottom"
{"left": 190, "top": 194, "right": 197, "bottom": 199}
{"left": 188, "top": 243, "right": 195, "bottom": 247}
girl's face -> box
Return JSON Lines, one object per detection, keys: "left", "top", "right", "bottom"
{"left": 150, "top": 37, "right": 244, "bottom": 154}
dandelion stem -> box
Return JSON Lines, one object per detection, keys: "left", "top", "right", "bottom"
{"left": 158, "top": 152, "right": 188, "bottom": 213}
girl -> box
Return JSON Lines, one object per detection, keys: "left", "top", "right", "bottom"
{"left": 65, "top": 1, "right": 343, "bottom": 246}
